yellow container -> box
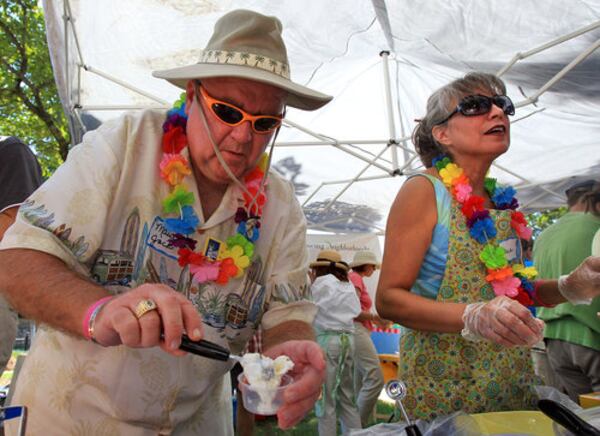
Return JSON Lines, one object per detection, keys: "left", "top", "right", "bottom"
{"left": 468, "top": 411, "right": 554, "bottom": 435}
{"left": 378, "top": 353, "right": 399, "bottom": 384}
{"left": 580, "top": 392, "right": 600, "bottom": 408}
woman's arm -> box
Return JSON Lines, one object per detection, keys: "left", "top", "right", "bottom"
{"left": 376, "top": 175, "right": 466, "bottom": 333}
{"left": 535, "top": 256, "right": 600, "bottom": 305}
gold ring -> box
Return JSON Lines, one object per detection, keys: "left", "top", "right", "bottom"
{"left": 133, "top": 299, "right": 158, "bottom": 319}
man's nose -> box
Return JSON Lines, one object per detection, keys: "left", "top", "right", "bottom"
{"left": 231, "top": 119, "right": 253, "bottom": 143}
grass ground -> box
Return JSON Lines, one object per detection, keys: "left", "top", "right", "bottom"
{"left": 0, "top": 351, "right": 25, "bottom": 387}
{"left": 252, "top": 400, "right": 397, "bottom": 435}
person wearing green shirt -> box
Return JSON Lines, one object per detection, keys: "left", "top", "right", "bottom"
{"left": 534, "top": 179, "right": 600, "bottom": 402}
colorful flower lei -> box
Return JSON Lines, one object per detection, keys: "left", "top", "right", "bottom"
{"left": 433, "top": 155, "right": 537, "bottom": 305}
{"left": 160, "top": 94, "right": 267, "bottom": 285}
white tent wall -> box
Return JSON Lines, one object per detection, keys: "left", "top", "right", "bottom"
{"left": 42, "top": 0, "right": 600, "bottom": 233}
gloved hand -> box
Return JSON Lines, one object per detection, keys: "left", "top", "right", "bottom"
{"left": 558, "top": 256, "right": 600, "bottom": 305}
{"left": 462, "top": 296, "right": 544, "bottom": 347}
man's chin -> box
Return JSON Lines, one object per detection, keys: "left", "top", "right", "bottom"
{"left": 212, "top": 164, "right": 248, "bottom": 184}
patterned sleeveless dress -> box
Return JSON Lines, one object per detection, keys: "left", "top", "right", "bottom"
{"left": 398, "top": 174, "right": 540, "bottom": 420}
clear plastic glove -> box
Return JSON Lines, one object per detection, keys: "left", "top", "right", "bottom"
{"left": 558, "top": 256, "right": 600, "bottom": 305}
{"left": 462, "top": 296, "right": 544, "bottom": 347}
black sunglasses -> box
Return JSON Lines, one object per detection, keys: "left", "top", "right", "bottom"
{"left": 436, "top": 94, "right": 515, "bottom": 125}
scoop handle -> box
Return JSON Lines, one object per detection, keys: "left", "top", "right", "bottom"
{"left": 538, "top": 399, "right": 600, "bottom": 436}
{"left": 178, "top": 334, "right": 231, "bottom": 362}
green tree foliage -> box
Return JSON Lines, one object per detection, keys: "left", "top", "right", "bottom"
{"left": 0, "top": 0, "right": 69, "bottom": 177}
{"left": 527, "top": 206, "right": 568, "bottom": 240}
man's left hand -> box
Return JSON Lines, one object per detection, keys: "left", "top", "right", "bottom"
{"left": 263, "top": 340, "right": 326, "bottom": 429}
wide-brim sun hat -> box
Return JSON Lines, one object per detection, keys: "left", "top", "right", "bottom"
{"left": 349, "top": 251, "right": 380, "bottom": 269}
{"left": 309, "top": 250, "right": 349, "bottom": 272}
{"left": 152, "top": 9, "right": 332, "bottom": 111}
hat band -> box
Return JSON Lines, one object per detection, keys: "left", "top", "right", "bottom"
{"left": 198, "top": 49, "right": 290, "bottom": 79}
{"left": 316, "top": 257, "right": 349, "bottom": 268}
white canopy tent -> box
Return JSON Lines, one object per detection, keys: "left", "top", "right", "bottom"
{"left": 42, "top": 0, "right": 600, "bottom": 233}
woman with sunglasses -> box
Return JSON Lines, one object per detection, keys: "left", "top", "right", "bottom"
{"left": 376, "top": 72, "right": 600, "bottom": 420}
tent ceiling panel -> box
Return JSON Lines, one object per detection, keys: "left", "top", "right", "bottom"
{"left": 42, "top": 0, "right": 600, "bottom": 232}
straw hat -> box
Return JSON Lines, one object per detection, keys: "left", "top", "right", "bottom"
{"left": 153, "top": 9, "right": 332, "bottom": 111}
{"left": 349, "top": 251, "right": 380, "bottom": 269}
{"left": 309, "top": 250, "right": 349, "bottom": 272}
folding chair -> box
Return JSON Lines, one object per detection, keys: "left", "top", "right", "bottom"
{"left": 0, "top": 406, "right": 27, "bottom": 436}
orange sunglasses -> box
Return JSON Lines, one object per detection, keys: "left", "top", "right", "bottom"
{"left": 196, "top": 84, "right": 283, "bottom": 134}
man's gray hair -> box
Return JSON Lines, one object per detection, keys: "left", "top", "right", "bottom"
{"left": 412, "top": 72, "right": 507, "bottom": 167}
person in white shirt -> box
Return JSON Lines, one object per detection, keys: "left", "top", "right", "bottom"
{"left": 310, "top": 250, "right": 362, "bottom": 435}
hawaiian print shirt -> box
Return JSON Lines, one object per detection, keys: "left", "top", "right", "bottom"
{"left": 0, "top": 110, "right": 316, "bottom": 435}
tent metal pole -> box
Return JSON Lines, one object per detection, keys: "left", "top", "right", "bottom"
{"left": 277, "top": 136, "right": 415, "bottom": 155}
{"left": 62, "top": 1, "right": 77, "bottom": 146}
{"left": 380, "top": 51, "right": 399, "bottom": 173}
{"left": 516, "top": 38, "right": 600, "bottom": 107}
{"left": 83, "top": 65, "right": 171, "bottom": 106}
{"left": 277, "top": 139, "right": 389, "bottom": 147}
{"left": 321, "top": 174, "right": 395, "bottom": 185}
{"left": 512, "top": 107, "right": 546, "bottom": 123}
{"left": 520, "top": 179, "right": 569, "bottom": 210}
{"left": 497, "top": 20, "right": 600, "bottom": 76}
{"left": 81, "top": 105, "right": 169, "bottom": 111}
{"left": 303, "top": 144, "right": 390, "bottom": 207}
{"left": 494, "top": 161, "right": 566, "bottom": 199}
{"left": 302, "top": 182, "right": 325, "bottom": 207}
{"left": 324, "top": 145, "right": 391, "bottom": 209}
{"left": 64, "top": 0, "right": 85, "bottom": 65}
{"left": 284, "top": 119, "right": 393, "bottom": 173}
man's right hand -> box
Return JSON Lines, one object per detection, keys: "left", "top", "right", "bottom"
{"left": 92, "top": 283, "right": 203, "bottom": 356}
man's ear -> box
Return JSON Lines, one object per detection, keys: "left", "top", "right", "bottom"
{"left": 184, "top": 80, "right": 196, "bottom": 116}
{"left": 432, "top": 124, "right": 450, "bottom": 147}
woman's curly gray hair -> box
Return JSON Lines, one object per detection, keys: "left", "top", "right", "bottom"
{"left": 412, "top": 72, "right": 508, "bottom": 168}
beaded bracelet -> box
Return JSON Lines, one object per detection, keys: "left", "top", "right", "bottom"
{"left": 82, "top": 296, "right": 114, "bottom": 342}
{"left": 532, "top": 280, "right": 557, "bottom": 308}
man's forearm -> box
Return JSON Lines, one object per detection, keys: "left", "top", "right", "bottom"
{"left": 0, "top": 248, "right": 109, "bottom": 337}
{"left": 262, "top": 320, "right": 316, "bottom": 351}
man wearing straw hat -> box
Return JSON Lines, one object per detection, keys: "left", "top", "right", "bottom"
{"left": 0, "top": 9, "right": 331, "bottom": 435}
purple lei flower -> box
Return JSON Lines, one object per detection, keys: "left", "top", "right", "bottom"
{"left": 168, "top": 234, "right": 197, "bottom": 250}
{"left": 466, "top": 210, "right": 491, "bottom": 228}
{"left": 163, "top": 112, "right": 188, "bottom": 132}
{"left": 234, "top": 207, "right": 248, "bottom": 224}
{"left": 469, "top": 216, "right": 497, "bottom": 243}
{"left": 496, "top": 197, "right": 519, "bottom": 210}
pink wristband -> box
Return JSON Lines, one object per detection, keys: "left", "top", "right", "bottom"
{"left": 82, "top": 296, "right": 113, "bottom": 341}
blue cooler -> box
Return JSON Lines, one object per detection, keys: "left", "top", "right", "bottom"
{"left": 370, "top": 330, "right": 400, "bottom": 355}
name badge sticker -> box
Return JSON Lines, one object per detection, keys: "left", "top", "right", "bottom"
{"left": 498, "top": 237, "right": 520, "bottom": 263}
{"left": 146, "top": 216, "right": 178, "bottom": 260}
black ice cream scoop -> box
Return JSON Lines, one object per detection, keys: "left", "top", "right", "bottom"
{"left": 538, "top": 399, "right": 600, "bottom": 436}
